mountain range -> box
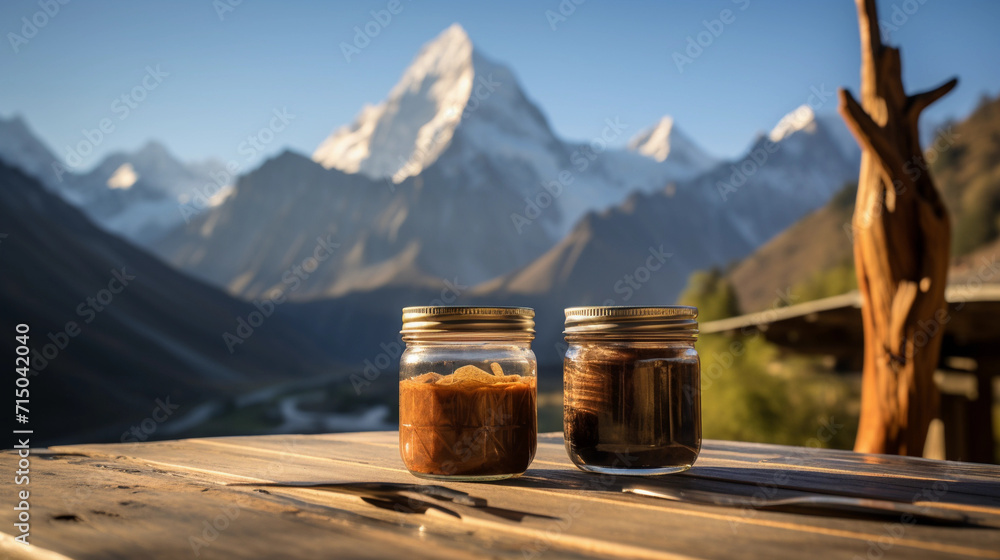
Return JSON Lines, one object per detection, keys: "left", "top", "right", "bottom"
{"left": 0, "top": 115, "right": 227, "bottom": 247}
{"left": 148, "top": 25, "right": 857, "bottom": 308}
{"left": 2, "top": 23, "right": 863, "bottom": 375}
{"left": 7, "top": 23, "right": 997, "bottom": 445}
{"left": 725, "top": 93, "right": 1000, "bottom": 313}
{"left": 154, "top": 25, "right": 726, "bottom": 298}
{"left": 0, "top": 161, "right": 337, "bottom": 444}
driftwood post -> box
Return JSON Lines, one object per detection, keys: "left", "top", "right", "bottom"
{"left": 838, "top": 0, "right": 957, "bottom": 455}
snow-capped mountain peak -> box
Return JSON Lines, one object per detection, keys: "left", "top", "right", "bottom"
{"left": 107, "top": 163, "right": 138, "bottom": 189}
{"left": 313, "top": 24, "right": 475, "bottom": 182}
{"left": 126, "top": 141, "right": 192, "bottom": 189}
{"left": 313, "top": 23, "right": 553, "bottom": 183}
{"left": 768, "top": 105, "right": 817, "bottom": 142}
{"left": 766, "top": 105, "right": 858, "bottom": 161}
{"left": 627, "top": 116, "right": 717, "bottom": 169}
{"left": 628, "top": 116, "right": 676, "bottom": 161}
{"left": 390, "top": 22, "right": 473, "bottom": 98}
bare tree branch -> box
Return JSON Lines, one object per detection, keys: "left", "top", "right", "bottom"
{"left": 846, "top": 0, "right": 954, "bottom": 456}
{"left": 839, "top": 88, "right": 916, "bottom": 196}
{"left": 907, "top": 78, "right": 959, "bottom": 118}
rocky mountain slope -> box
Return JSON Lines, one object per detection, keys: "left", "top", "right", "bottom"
{"left": 153, "top": 24, "right": 719, "bottom": 297}
{"left": 0, "top": 160, "right": 334, "bottom": 444}
{"left": 724, "top": 93, "right": 1000, "bottom": 313}
{"left": 0, "top": 115, "right": 226, "bottom": 247}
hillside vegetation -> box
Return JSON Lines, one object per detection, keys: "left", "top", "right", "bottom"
{"left": 678, "top": 272, "right": 859, "bottom": 448}
{"left": 933, "top": 94, "right": 1000, "bottom": 255}
{"left": 726, "top": 93, "right": 1000, "bottom": 312}
{"left": 677, "top": 95, "right": 1000, "bottom": 447}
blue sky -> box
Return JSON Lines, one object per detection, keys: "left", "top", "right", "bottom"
{"left": 2, "top": 0, "right": 998, "bottom": 171}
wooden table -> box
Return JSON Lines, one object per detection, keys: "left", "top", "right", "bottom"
{"left": 2, "top": 432, "right": 998, "bottom": 559}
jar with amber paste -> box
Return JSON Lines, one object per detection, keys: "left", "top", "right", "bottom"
{"left": 563, "top": 306, "right": 701, "bottom": 475}
{"left": 399, "top": 306, "right": 537, "bottom": 481}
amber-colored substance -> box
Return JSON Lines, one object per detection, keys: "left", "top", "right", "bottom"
{"left": 400, "top": 364, "right": 536, "bottom": 477}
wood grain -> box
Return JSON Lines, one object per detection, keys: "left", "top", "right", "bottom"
{"left": 839, "top": 0, "right": 956, "bottom": 457}
{"left": 2, "top": 433, "right": 997, "bottom": 559}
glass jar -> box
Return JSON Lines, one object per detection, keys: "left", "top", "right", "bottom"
{"left": 563, "top": 306, "right": 701, "bottom": 475}
{"left": 399, "top": 306, "right": 537, "bottom": 481}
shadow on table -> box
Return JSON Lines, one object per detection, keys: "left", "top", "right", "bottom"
{"left": 684, "top": 465, "right": 1000, "bottom": 508}
{"left": 499, "top": 466, "right": 1000, "bottom": 526}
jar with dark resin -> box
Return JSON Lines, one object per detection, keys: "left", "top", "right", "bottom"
{"left": 563, "top": 306, "right": 701, "bottom": 475}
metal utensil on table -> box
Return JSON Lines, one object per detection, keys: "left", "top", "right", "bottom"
{"left": 623, "top": 484, "right": 993, "bottom": 527}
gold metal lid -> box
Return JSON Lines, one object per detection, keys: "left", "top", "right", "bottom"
{"left": 564, "top": 306, "right": 698, "bottom": 340}
{"left": 401, "top": 306, "right": 535, "bottom": 337}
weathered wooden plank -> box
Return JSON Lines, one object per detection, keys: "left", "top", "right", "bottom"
{"left": 359, "top": 431, "right": 1000, "bottom": 482}
{"left": 0, "top": 451, "right": 601, "bottom": 560}
{"left": 292, "top": 434, "right": 1000, "bottom": 524}
{"left": 18, "top": 434, "right": 997, "bottom": 560}
{"left": 698, "top": 439, "right": 1000, "bottom": 482}
{"left": 324, "top": 432, "right": 1000, "bottom": 506}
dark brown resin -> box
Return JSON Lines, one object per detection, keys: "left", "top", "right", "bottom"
{"left": 564, "top": 345, "right": 701, "bottom": 470}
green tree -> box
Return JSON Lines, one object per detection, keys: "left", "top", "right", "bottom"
{"left": 697, "top": 333, "right": 859, "bottom": 448}
{"left": 677, "top": 268, "right": 740, "bottom": 322}
{"left": 790, "top": 259, "right": 858, "bottom": 304}
{"left": 680, "top": 269, "right": 859, "bottom": 449}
